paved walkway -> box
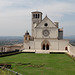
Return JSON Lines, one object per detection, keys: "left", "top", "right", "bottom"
{"left": 22, "top": 50, "right": 68, "bottom": 53}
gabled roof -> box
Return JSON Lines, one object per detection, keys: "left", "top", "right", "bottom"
{"left": 36, "top": 15, "right": 57, "bottom": 28}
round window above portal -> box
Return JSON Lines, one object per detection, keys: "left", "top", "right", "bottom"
{"left": 43, "top": 30, "right": 49, "bottom": 37}
{"left": 44, "top": 23, "right": 48, "bottom": 27}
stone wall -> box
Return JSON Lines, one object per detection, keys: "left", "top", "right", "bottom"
{"left": 0, "top": 46, "right": 5, "bottom": 52}
{"left": 34, "top": 28, "right": 58, "bottom": 39}
{"left": 0, "top": 44, "right": 23, "bottom": 52}
{"left": 69, "top": 44, "right": 75, "bottom": 55}
{"left": 24, "top": 41, "right": 34, "bottom": 50}
{"left": 24, "top": 39, "right": 69, "bottom": 52}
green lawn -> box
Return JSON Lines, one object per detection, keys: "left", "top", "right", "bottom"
{"left": 0, "top": 53, "right": 75, "bottom": 75}
{"left": 0, "top": 69, "right": 15, "bottom": 75}
{"left": 0, "top": 69, "right": 5, "bottom": 75}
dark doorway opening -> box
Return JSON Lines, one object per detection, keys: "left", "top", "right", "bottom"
{"left": 43, "top": 44, "right": 45, "bottom": 50}
{"left": 42, "top": 44, "right": 49, "bottom": 50}
{"left": 46, "top": 44, "right": 49, "bottom": 50}
{"left": 65, "top": 47, "right": 68, "bottom": 50}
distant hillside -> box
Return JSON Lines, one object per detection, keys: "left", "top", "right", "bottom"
{"left": 0, "top": 36, "right": 24, "bottom": 46}
{"left": 0, "top": 35, "right": 75, "bottom": 40}
{"left": 64, "top": 35, "right": 75, "bottom": 40}
{"left": 64, "top": 35, "right": 75, "bottom": 46}
{"left": 0, "top": 36, "right": 23, "bottom": 41}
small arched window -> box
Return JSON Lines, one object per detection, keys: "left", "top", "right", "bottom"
{"left": 65, "top": 47, "right": 68, "bottom": 50}
{"left": 25, "top": 37, "right": 27, "bottom": 40}
{"left": 29, "top": 46, "right": 31, "bottom": 49}
{"left": 1, "top": 48, "right": 3, "bottom": 52}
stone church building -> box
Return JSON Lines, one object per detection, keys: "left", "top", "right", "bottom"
{"left": 0, "top": 11, "right": 75, "bottom": 55}
{"left": 23, "top": 11, "right": 70, "bottom": 53}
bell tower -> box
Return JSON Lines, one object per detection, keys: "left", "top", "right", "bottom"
{"left": 24, "top": 31, "right": 31, "bottom": 43}
{"left": 32, "top": 11, "right": 42, "bottom": 37}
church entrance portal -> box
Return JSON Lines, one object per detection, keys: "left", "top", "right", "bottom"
{"left": 42, "top": 40, "right": 50, "bottom": 50}
{"left": 42, "top": 44, "right": 49, "bottom": 50}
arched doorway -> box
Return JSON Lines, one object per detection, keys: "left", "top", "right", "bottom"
{"left": 46, "top": 44, "right": 49, "bottom": 50}
{"left": 42, "top": 44, "right": 45, "bottom": 50}
{"left": 41, "top": 40, "right": 50, "bottom": 50}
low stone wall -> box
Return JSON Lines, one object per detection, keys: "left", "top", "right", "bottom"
{"left": 0, "top": 50, "right": 20, "bottom": 57}
{"left": 69, "top": 44, "right": 75, "bottom": 56}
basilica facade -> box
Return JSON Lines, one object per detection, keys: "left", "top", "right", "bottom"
{"left": 23, "top": 11, "right": 70, "bottom": 53}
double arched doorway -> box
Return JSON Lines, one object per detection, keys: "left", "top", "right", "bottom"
{"left": 42, "top": 44, "right": 49, "bottom": 50}
{"left": 41, "top": 40, "right": 50, "bottom": 50}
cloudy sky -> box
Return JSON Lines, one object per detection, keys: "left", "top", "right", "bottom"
{"left": 0, "top": 0, "right": 75, "bottom": 36}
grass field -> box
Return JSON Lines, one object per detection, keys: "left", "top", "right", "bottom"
{"left": 0, "top": 53, "right": 75, "bottom": 75}
{"left": 0, "top": 69, "right": 15, "bottom": 75}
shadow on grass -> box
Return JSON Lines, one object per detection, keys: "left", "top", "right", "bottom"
{"left": 16, "top": 62, "right": 45, "bottom": 68}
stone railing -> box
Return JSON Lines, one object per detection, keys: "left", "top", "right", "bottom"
{"left": 0, "top": 66, "right": 22, "bottom": 75}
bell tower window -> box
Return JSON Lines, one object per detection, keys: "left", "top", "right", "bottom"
{"left": 33, "top": 14, "right": 40, "bottom": 19}
{"left": 38, "top": 14, "right": 39, "bottom": 18}
{"left": 25, "top": 37, "right": 27, "bottom": 40}
{"left": 36, "top": 14, "right": 37, "bottom": 18}
{"left": 33, "top": 14, "right": 35, "bottom": 18}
